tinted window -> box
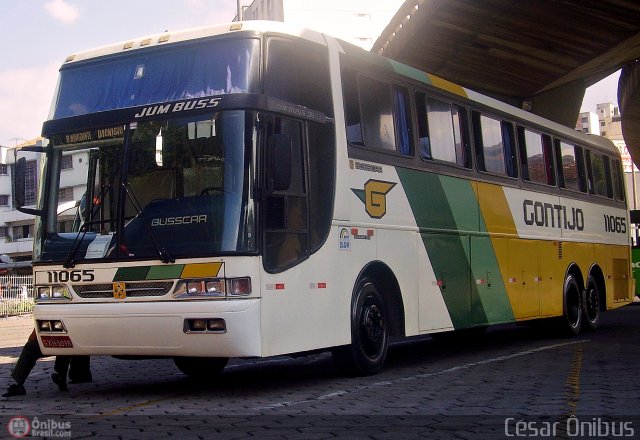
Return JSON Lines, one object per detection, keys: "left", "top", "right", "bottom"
{"left": 263, "top": 116, "right": 309, "bottom": 272}
{"left": 307, "top": 122, "right": 335, "bottom": 252}
{"left": 611, "top": 158, "right": 625, "bottom": 201}
{"left": 343, "top": 70, "right": 413, "bottom": 155}
{"left": 359, "top": 76, "right": 395, "bottom": 151}
{"left": 417, "top": 94, "right": 469, "bottom": 167}
{"left": 555, "top": 140, "right": 587, "bottom": 192}
{"left": 518, "top": 127, "right": 554, "bottom": 185}
{"left": 393, "top": 87, "right": 412, "bottom": 156}
{"left": 473, "top": 112, "right": 517, "bottom": 177}
{"left": 588, "top": 151, "right": 609, "bottom": 197}
{"left": 343, "top": 69, "right": 363, "bottom": 145}
{"left": 266, "top": 39, "right": 333, "bottom": 116}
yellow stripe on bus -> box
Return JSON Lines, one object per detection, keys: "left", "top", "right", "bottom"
{"left": 427, "top": 74, "right": 467, "bottom": 98}
{"left": 181, "top": 262, "right": 223, "bottom": 278}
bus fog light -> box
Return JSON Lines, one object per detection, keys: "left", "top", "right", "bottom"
{"left": 37, "top": 320, "right": 67, "bottom": 333}
{"left": 190, "top": 319, "right": 207, "bottom": 331}
{"left": 207, "top": 318, "right": 226, "bottom": 332}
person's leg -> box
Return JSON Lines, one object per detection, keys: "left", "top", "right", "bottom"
{"left": 51, "top": 356, "right": 70, "bottom": 391}
{"left": 68, "top": 356, "right": 92, "bottom": 383}
{"left": 10, "top": 339, "right": 43, "bottom": 385}
{"left": 3, "top": 334, "right": 43, "bottom": 397}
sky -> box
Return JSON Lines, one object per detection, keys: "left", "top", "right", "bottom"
{"left": 0, "top": 0, "right": 621, "bottom": 146}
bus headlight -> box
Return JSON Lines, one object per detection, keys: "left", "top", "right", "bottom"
{"left": 174, "top": 278, "right": 226, "bottom": 298}
{"left": 36, "top": 285, "right": 72, "bottom": 302}
{"left": 173, "top": 277, "right": 251, "bottom": 299}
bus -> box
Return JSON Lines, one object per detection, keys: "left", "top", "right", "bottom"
{"left": 16, "top": 21, "right": 633, "bottom": 377}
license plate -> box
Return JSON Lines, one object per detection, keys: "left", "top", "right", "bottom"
{"left": 40, "top": 335, "right": 73, "bottom": 348}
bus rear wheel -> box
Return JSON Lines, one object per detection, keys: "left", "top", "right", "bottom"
{"left": 561, "top": 274, "right": 583, "bottom": 336}
{"left": 173, "top": 356, "right": 229, "bottom": 379}
{"left": 582, "top": 275, "right": 600, "bottom": 331}
{"left": 332, "top": 277, "right": 389, "bottom": 376}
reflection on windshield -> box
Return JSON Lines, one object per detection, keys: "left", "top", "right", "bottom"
{"left": 54, "top": 38, "right": 259, "bottom": 119}
{"left": 38, "top": 111, "right": 254, "bottom": 264}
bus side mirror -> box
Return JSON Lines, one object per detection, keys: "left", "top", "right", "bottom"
{"left": 14, "top": 148, "right": 44, "bottom": 216}
{"left": 267, "top": 134, "right": 292, "bottom": 192}
{"left": 14, "top": 157, "right": 27, "bottom": 209}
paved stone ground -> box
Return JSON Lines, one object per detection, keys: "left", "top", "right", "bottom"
{"left": 1, "top": 306, "right": 639, "bottom": 438}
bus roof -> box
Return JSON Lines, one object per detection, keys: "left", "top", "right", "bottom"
{"left": 61, "top": 21, "right": 327, "bottom": 65}
{"left": 60, "top": 20, "right": 618, "bottom": 157}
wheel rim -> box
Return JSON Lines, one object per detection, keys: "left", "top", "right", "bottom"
{"left": 360, "top": 300, "right": 385, "bottom": 358}
{"left": 585, "top": 285, "right": 599, "bottom": 323}
{"left": 567, "top": 286, "right": 581, "bottom": 329}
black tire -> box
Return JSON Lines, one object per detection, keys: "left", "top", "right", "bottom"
{"left": 582, "top": 275, "right": 600, "bottom": 331}
{"left": 173, "top": 357, "right": 228, "bottom": 378}
{"left": 332, "top": 277, "right": 389, "bottom": 376}
{"left": 561, "top": 274, "right": 583, "bottom": 336}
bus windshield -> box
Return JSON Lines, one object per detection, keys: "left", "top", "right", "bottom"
{"left": 53, "top": 38, "right": 259, "bottom": 119}
{"left": 38, "top": 110, "right": 255, "bottom": 264}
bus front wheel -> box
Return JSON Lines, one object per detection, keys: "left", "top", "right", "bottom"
{"left": 333, "top": 277, "right": 389, "bottom": 376}
{"left": 173, "top": 356, "right": 229, "bottom": 379}
{"left": 561, "top": 274, "right": 583, "bottom": 336}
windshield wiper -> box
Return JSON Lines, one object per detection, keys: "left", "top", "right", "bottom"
{"left": 63, "top": 185, "right": 110, "bottom": 268}
{"left": 123, "top": 183, "right": 175, "bottom": 264}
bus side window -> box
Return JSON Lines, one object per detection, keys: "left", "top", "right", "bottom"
{"left": 344, "top": 72, "right": 412, "bottom": 156}
{"left": 393, "top": 86, "right": 413, "bottom": 156}
{"left": 611, "top": 158, "right": 625, "bottom": 201}
{"left": 415, "top": 92, "right": 431, "bottom": 158}
{"left": 555, "top": 139, "right": 587, "bottom": 192}
{"left": 518, "top": 127, "right": 554, "bottom": 185}
{"left": 265, "top": 38, "right": 333, "bottom": 117}
{"left": 416, "top": 94, "right": 470, "bottom": 167}
{"left": 586, "top": 150, "right": 611, "bottom": 197}
{"left": 343, "top": 68, "right": 364, "bottom": 146}
{"left": 472, "top": 112, "right": 517, "bottom": 177}
{"left": 358, "top": 75, "right": 396, "bottom": 151}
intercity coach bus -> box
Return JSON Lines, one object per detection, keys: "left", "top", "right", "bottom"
{"left": 17, "top": 21, "right": 632, "bottom": 377}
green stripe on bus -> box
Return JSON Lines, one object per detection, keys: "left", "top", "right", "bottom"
{"left": 396, "top": 168, "right": 515, "bottom": 328}
{"left": 113, "top": 266, "right": 151, "bottom": 282}
{"left": 147, "top": 265, "right": 184, "bottom": 280}
{"left": 388, "top": 59, "right": 431, "bottom": 85}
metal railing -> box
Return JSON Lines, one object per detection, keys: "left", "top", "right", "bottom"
{"left": 0, "top": 275, "right": 34, "bottom": 317}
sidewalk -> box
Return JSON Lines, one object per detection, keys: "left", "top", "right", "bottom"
{"left": 0, "top": 314, "right": 34, "bottom": 349}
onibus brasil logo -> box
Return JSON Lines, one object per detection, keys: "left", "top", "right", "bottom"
{"left": 351, "top": 180, "right": 396, "bottom": 219}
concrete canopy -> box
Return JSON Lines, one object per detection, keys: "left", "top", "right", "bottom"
{"left": 373, "top": 0, "right": 640, "bottom": 166}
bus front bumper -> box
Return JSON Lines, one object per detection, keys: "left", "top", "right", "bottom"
{"left": 34, "top": 299, "right": 261, "bottom": 358}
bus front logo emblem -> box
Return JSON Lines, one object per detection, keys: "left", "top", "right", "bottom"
{"left": 352, "top": 180, "right": 396, "bottom": 219}
{"left": 113, "top": 282, "right": 126, "bottom": 299}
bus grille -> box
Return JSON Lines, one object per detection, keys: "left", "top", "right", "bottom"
{"left": 73, "top": 282, "right": 174, "bottom": 298}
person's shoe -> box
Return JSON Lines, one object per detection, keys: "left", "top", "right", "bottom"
{"left": 2, "top": 383, "right": 26, "bottom": 397}
{"left": 51, "top": 373, "right": 68, "bottom": 392}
